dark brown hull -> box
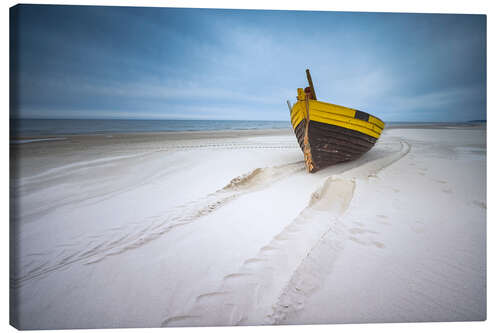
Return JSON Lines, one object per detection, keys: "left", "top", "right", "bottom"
{"left": 294, "top": 119, "right": 378, "bottom": 172}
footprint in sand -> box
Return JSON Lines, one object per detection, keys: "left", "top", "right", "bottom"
{"left": 349, "top": 228, "right": 378, "bottom": 235}
{"left": 376, "top": 214, "right": 391, "bottom": 226}
{"left": 411, "top": 226, "right": 425, "bottom": 234}
{"left": 349, "top": 236, "right": 366, "bottom": 245}
{"left": 410, "top": 220, "right": 425, "bottom": 234}
{"left": 442, "top": 187, "right": 452, "bottom": 194}
{"left": 349, "top": 236, "right": 385, "bottom": 249}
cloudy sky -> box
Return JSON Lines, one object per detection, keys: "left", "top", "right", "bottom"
{"left": 11, "top": 5, "right": 486, "bottom": 122}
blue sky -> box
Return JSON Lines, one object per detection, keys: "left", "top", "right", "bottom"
{"left": 10, "top": 5, "right": 486, "bottom": 122}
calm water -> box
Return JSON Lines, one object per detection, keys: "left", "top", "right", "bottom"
{"left": 10, "top": 119, "right": 485, "bottom": 138}
{"left": 10, "top": 119, "right": 291, "bottom": 137}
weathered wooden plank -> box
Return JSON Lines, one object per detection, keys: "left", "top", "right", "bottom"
{"left": 293, "top": 119, "right": 380, "bottom": 173}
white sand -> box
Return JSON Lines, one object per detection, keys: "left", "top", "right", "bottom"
{"left": 10, "top": 125, "right": 486, "bottom": 329}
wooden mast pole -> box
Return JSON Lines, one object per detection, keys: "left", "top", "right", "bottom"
{"left": 305, "top": 69, "right": 317, "bottom": 100}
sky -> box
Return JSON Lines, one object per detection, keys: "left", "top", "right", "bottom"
{"left": 10, "top": 5, "right": 486, "bottom": 122}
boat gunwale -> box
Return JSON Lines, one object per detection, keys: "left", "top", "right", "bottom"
{"left": 311, "top": 99, "right": 385, "bottom": 128}
{"left": 309, "top": 106, "right": 385, "bottom": 133}
{"left": 290, "top": 100, "right": 384, "bottom": 138}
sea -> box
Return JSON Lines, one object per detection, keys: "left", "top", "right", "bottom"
{"left": 10, "top": 118, "right": 485, "bottom": 139}
{"left": 10, "top": 119, "right": 292, "bottom": 137}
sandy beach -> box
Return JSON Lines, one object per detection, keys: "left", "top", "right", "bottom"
{"left": 10, "top": 124, "right": 486, "bottom": 329}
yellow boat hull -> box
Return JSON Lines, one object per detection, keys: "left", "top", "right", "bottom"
{"left": 290, "top": 88, "right": 385, "bottom": 172}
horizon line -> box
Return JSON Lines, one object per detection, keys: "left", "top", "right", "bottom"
{"left": 9, "top": 117, "right": 487, "bottom": 123}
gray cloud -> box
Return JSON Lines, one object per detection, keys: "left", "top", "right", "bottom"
{"left": 11, "top": 6, "right": 486, "bottom": 122}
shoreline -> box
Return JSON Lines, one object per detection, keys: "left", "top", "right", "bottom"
{"left": 10, "top": 127, "right": 294, "bottom": 142}
{"left": 10, "top": 124, "right": 486, "bottom": 179}
{"left": 9, "top": 122, "right": 486, "bottom": 142}
{"left": 385, "top": 122, "right": 486, "bottom": 130}
{"left": 9, "top": 127, "right": 297, "bottom": 179}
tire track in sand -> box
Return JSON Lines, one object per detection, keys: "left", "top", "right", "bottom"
{"left": 269, "top": 141, "right": 410, "bottom": 324}
{"left": 13, "top": 161, "right": 304, "bottom": 288}
{"left": 162, "top": 140, "right": 410, "bottom": 327}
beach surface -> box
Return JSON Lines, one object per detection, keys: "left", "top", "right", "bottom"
{"left": 10, "top": 124, "right": 486, "bottom": 329}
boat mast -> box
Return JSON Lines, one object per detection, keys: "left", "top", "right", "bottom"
{"left": 306, "top": 69, "right": 317, "bottom": 100}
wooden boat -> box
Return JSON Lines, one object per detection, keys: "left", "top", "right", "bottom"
{"left": 288, "top": 69, "right": 385, "bottom": 173}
